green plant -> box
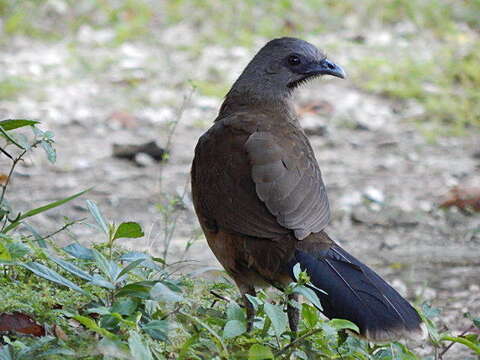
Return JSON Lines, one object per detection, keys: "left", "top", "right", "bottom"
{"left": 0, "top": 119, "right": 87, "bottom": 252}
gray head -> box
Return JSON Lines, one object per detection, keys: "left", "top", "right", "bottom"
{"left": 228, "top": 37, "right": 345, "bottom": 103}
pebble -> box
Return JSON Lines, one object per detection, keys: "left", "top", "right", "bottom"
{"left": 135, "top": 152, "right": 156, "bottom": 167}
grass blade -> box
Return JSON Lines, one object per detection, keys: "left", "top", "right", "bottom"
{"left": 3, "top": 188, "right": 90, "bottom": 233}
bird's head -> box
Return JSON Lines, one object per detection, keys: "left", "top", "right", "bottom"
{"left": 229, "top": 37, "right": 345, "bottom": 103}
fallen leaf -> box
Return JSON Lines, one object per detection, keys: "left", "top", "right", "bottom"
{"left": 0, "top": 312, "right": 45, "bottom": 336}
{"left": 298, "top": 100, "right": 334, "bottom": 116}
{"left": 440, "top": 186, "right": 480, "bottom": 212}
{"left": 54, "top": 324, "right": 69, "bottom": 341}
{"left": 0, "top": 173, "right": 8, "bottom": 185}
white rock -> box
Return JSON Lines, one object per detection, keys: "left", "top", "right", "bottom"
{"left": 364, "top": 186, "right": 385, "bottom": 203}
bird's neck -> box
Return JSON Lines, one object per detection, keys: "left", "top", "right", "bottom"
{"left": 218, "top": 87, "right": 297, "bottom": 121}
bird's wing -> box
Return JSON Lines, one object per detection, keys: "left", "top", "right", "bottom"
{"left": 244, "top": 128, "right": 330, "bottom": 240}
{"left": 191, "top": 113, "right": 330, "bottom": 240}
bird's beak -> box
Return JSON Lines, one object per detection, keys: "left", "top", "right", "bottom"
{"left": 304, "top": 58, "right": 346, "bottom": 79}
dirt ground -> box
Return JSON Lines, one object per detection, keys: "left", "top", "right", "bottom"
{"left": 1, "top": 35, "right": 479, "bottom": 356}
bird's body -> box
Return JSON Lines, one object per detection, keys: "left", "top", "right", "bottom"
{"left": 191, "top": 37, "right": 423, "bottom": 341}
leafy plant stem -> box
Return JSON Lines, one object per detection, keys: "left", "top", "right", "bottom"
{"left": 439, "top": 326, "right": 480, "bottom": 357}
{"left": 0, "top": 148, "right": 26, "bottom": 208}
{"left": 275, "top": 328, "right": 323, "bottom": 357}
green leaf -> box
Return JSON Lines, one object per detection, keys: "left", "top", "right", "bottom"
{"left": 328, "top": 318, "right": 360, "bottom": 333}
{"left": 13, "top": 133, "right": 31, "bottom": 149}
{"left": 41, "top": 140, "right": 56, "bottom": 163}
{"left": 128, "top": 331, "right": 154, "bottom": 360}
{"left": 120, "top": 251, "right": 162, "bottom": 271}
{"left": 223, "top": 319, "right": 246, "bottom": 339}
{"left": 93, "top": 250, "right": 120, "bottom": 281}
{"left": 116, "top": 283, "right": 153, "bottom": 299}
{"left": 245, "top": 294, "right": 262, "bottom": 312}
{"left": 86, "top": 200, "right": 109, "bottom": 235}
{"left": 0, "top": 242, "right": 12, "bottom": 261}
{"left": 96, "top": 338, "right": 130, "bottom": 359}
{"left": 301, "top": 303, "right": 318, "bottom": 329}
{"left": 120, "top": 251, "right": 149, "bottom": 262}
{"left": 74, "top": 315, "right": 117, "bottom": 340}
{"left": 179, "top": 311, "right": 229, "bottom": 357}
{"left": 85, "top": 306, "right": 111, "bottom": 315}
{"left": 440, "top": 335, "right": 480, "bottom": 355}
{"left": 90, "top": 274, "right": 115, "bottom": 290}
{"left": 113, "top": 222, "right": 144, "bottom": 240}
{"left": 111, "top": 298, "right": 138, "bottom": 316}
{"left": 43, "top": 130, "right": 54, "bottom": 139}
{"left": 22, "top": 262, "right": 87, "bottom": 295}
{"left": 142, "top": 320, "right": 169, "bottom": 341}
{"left": 17, "top": 335, "right": 56, "bottom": 357}
{"left": 422, "top": 303, "right": 441, "bottom": 319}
{"left": 38, "top": 348, "right": 76, "bottom": 357}
{"left": 63, "top": 243, "right": 94, "bottom": 260}
{"left": 0, "top": 343, "right": 14, "bottom": 359}
{"left": 23, "top": 223, "right": 46, "bottom": 248}
{"left": 264, "top": 303, "right": 287, "bottom": 337}
{"left": 150, "top": 282, "right": 183, "bottom": 303}
{"left": 473, "top": 317, "right": 480, "bottom": 329}
{"left": 0, "top": 119, "right": 39, "bottom": 131}
{"left": 248, "top": 344, "right": 274, "bottom": 360}
{"left": 6, "top": 241, "right": 30, "bottom": 260}
{"left": 227, "top": 301, "right": 245, "bottom": 321}
{"left": 293, "top": 285, "right": 322, "bottom": 311}
{"left": 291, "top": 350, "right": 308, "bottom": 360}
{"left": 3, "top": 189, "right": 90, "bottom": 233}
{"left": 116, "top": 258, "right": 145, "bottom": 282}
{"left": 292, "top": 263, "right": 302, "bottom": 281}
{"left": 50, "top": 256, "right": 93, "bottom": 281}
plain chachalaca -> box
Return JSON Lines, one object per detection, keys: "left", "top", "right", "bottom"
{"left": 191, "top": 37, "right": 423, "bottom": 341}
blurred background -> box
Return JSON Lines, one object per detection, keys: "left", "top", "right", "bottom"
{"left": 1, "top": 0, "right": 479, "bottom": 341}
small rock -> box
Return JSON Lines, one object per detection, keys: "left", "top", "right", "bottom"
{"left": 74, "top": 158, "right": 92, "bottom": 170}
{"left": 134, "top": 152, "right": 155, "bottom": 167}
{"left": 363, "top": 186, "right": 385, "bottom": 204}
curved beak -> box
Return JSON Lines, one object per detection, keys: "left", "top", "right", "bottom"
{"left": 304, "top": 58, "right": 346, "bottom": 79}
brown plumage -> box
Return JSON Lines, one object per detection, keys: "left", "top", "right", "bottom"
{"left": 191, "top": 37, "right": 423, "bottom": 341}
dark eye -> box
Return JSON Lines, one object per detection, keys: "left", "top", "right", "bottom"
{"left": 288, "top": 55, "right": 301, "bottom": 66}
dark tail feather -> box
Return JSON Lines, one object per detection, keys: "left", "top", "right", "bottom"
{"left": 289, "top": 244, "right": 424, "bottom": 341}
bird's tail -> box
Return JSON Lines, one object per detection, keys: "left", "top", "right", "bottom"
{"left": 289, "top": 243, "right": 424, "bottom": 342}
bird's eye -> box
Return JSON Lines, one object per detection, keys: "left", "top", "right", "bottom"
{"left": 288, "top": 55, "right": 301, "bottom": 66}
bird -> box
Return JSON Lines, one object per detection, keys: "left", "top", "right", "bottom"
{"left": 191, "top": 37, "right": 423, "bottom": 342}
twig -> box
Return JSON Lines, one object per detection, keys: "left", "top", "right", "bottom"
{"left": 275, "top": 328, "right": 323, "bottom": 357}
{"left": 165, "top": 86, "right": 196, "bottom": 154}
{"left": 160, "top": 304, "right": 182, "bottom": 320}
{"left": 0, "top": 146, "right": 13, "bottom": 160}
{"left": 438, "top": 325, "right": 476, "bottom": 359}
{"left": 210, "top": 290, "right": 237, "bottom": 305}
{"left": 0, "top": 139, "right": 42, "bottom": 208}
{"left": 36, "top": 219, "right": 83, "bottom": 242}
{"left": 0, "top": 148, "right": 26, "bottom": 207}
{"left": 155, "top": 86, "right": 195, "bottom": 194}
